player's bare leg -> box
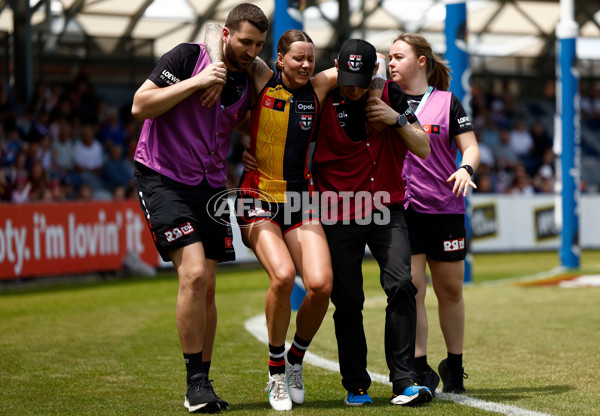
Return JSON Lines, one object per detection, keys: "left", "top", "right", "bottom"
{"left": 243, "top": 220, "right": 295, "bottom": 410}
{"left": 285, "top": 220, "right": 332, "bottom": 341}
{"left": 283, "top": 220, "right": 332, "bottom": 404}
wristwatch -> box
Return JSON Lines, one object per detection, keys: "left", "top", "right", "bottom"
{"left": 395, "top": 113, "right": 408, "bottom": 128}
{"left": 460, "top": 164, "right": 474, "bottom": 176}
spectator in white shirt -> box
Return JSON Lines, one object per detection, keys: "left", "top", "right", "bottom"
{"left": 508, "top": 118, "right": 534, "bottom": 158}
{"left": 73, "top": 124, "right": 104, "bottom": 192}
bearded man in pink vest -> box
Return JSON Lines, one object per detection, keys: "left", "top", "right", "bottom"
{"left": 131, "top": 3, "right": 268, "bottom": 413}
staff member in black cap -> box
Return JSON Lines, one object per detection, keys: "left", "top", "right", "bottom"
{"left": 311, "top": 38, "right": 433, "bottom": 407}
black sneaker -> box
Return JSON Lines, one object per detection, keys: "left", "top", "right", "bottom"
{"left": 438, "top": 359, "right": 468, "bottom": 394}
{"left": 418, "top": 367, "right": 440, "bottom": 398}
{"left": 206, "top": 379, "right": 229, "bottom": 410}
{"left": 184, "top": 374, "right": 222, "bottom": 413}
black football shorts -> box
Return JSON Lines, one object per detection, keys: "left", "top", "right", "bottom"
{"left": 404, "top": 205, "right": 467, "bottom": 262}
{"left": 136, "top": 170, "right": 235, "bottom": 263}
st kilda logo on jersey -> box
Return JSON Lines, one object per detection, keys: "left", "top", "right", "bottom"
{"left": 299, "top": 114, "right": 313, "bottom": 131}
{"left": 348, "top": 54, "right": 363, "bottom": 71}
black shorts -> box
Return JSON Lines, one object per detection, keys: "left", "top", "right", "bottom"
{"left": 235, "top": 191, "right": 319, "bottom": 235}
{"left": 404, "top": 205, "right": 467, "bottom": 262}
{"left": 136, "top": 169, "right": 235, "bottom": 263}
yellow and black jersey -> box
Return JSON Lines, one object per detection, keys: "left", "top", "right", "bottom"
{"left": 240, "top": 69, "right": 319, "bottom": 202}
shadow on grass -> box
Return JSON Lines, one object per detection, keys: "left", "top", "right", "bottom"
{"left": 225, "top": 396, "right": 439, "bottom": 412}
{"left": 225, "top": 399, "right": 401, "bottom": 413}
{"left": 466, "top": 384, "right": 574, "bottom": 400}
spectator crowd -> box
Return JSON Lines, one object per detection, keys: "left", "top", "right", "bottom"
{"left": 1, "top": 74, "right": 600, "bottom": 204}
{"left": 1, "top": 74, "right": 139, "bottom": 203}
{"left": 469, "top": 78, "right": 600, "bottom": 195}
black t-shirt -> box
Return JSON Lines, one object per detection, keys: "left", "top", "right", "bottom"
{"left": 330, "top": 82, "right": 418, "bottom": 142}
{"left": 148, "top": 43, "right": 247, "bottom": 109}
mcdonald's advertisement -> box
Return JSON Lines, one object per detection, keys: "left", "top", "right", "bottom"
{"left": 0, "top": 201, "right": 158, "bottom": 279}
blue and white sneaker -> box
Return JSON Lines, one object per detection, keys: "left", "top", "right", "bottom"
{"left": 344, "top": 389, "right": 373, "bottom": 406}
{"left": 391, "top": 384, "right": 433, "bottom": 406}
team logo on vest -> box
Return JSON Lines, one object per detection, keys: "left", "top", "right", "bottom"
{"left": 296, "top": 101, "right": 315, "bottom": 113}
{"left": 347, "top": 54, "right": 363, "bottom": 71}
{"left": 300, "top": 114, "right": 313, "bottom": 131}
{"left": 423, "top": 124, "right": 440, "bottom": 134}
{"left": 263, "top": 95, "right": 287, "bottom": 112}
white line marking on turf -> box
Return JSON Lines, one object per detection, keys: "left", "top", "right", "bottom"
{"left": 244, "top": 314, "right": 553, "bottom": 416}
{"left": 479, "top": 267, "right": 566, "bottom": 286}
{"left": 558, "top": 275, "right": 600, "bottom": 287}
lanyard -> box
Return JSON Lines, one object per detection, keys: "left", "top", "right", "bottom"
{"left": 414, "top": 86, "right": 434, "bottom": 116}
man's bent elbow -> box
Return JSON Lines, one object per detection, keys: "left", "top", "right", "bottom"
{"left": 131, "top": 104, "right": 146, "bottom": 122}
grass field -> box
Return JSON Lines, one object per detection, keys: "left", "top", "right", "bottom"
{"left": 1, "top": 250, "right": 599, "bottom": 415}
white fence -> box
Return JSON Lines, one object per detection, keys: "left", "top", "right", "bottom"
{"left": 469, "top": 194, "right": 600, "bottom": 252}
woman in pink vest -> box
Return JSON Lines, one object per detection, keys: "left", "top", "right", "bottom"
{"left": 388, "top": 33, "right": 480, "bottom": 396}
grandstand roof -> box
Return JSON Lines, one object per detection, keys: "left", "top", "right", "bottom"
{"left": 2, "top": 0, "right": 599, "bottom": 58}
{"left": 1, "top": 0, "right": 599, "bottom": 99}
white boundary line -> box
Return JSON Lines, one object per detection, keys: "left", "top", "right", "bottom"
{"left": 244, "top": 314, "right": 553, "bottom": 416}
{"left": 478, "top": 267, "right": 567, "bottom": 286}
